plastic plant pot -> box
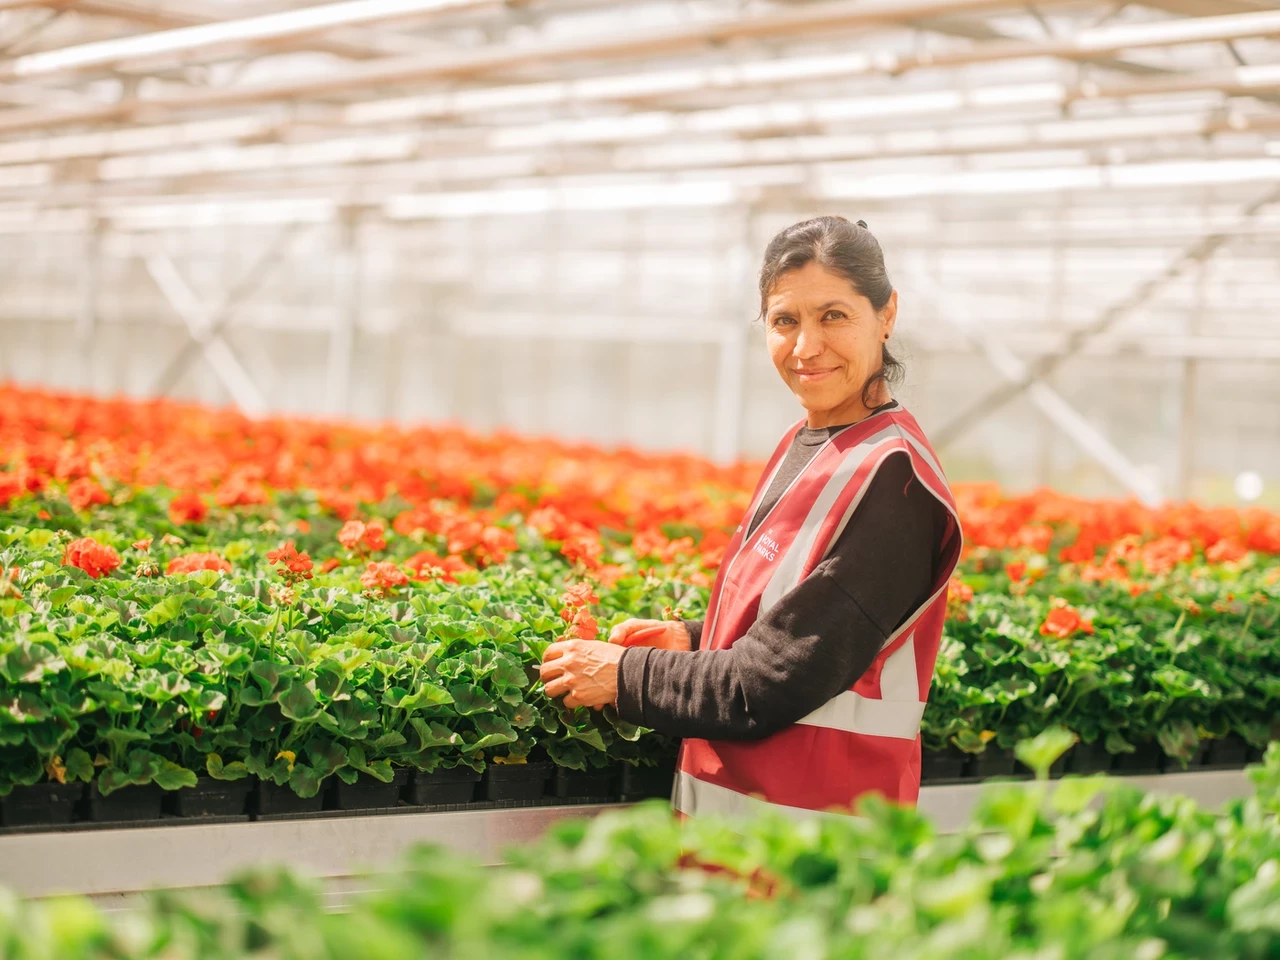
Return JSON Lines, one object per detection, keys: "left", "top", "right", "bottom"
{"left": 329, "top": 770, "right": 409, "bottom": 811}
{"left": 618, "top": 760, "right": 677, "bottom": 802}
{"left": 919, "top": 745, "right": 970, "bottom": 782}
{"left": 1, "top": 782, "right": 85, "bottom": 827}
{"left": 1110, "top": 741, "right": 1164, "bottom": 775}
{"left": 405, "top": 767, "right": 481, "bottom": 806}
{"left": 86, "top": 782, "right": 164, "bottom": 822}
{"left": 1066, "top": 740, "right": 1112, "bottom": 774}
{"left": 256, "top": 779, "right": 325, "bottom": 816}
{"left": 550, "top": 765, "right": 618, "bottom": 801}
{"left": 482, "top": 761, "right": 551, "bottom": 802}
{"left": 167, "top": 777, "right": 254, "bottom": 818}
{"left": 1203, "top": 733, "right": 1252, "bottom": 768}
{"left": 968, "top": 746, "right": 1018, "bottom": 779}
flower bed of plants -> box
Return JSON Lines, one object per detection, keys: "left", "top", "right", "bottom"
{"left": 2, "top": 736, "right": 1279, "bottom": 959}
{"left": 0, "top": 385, "right": 1278, "bottom": 824}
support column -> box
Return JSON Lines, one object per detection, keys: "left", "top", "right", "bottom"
{"left": 76, "top": 218, "right": 104, "bottom": 388}
{"left": 328, "top": 208, "right": 361, "bottom": 417}
{"left": 1176, "top": 240, "right": 1208, "bottom": 500}
{"left": 710, "top": 209, "right": 752, "bottom": 465}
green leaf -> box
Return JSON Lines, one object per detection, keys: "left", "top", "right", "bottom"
{"left": 1014, "top": 726, "right": 1077, "bottom": 780}
{"left": 47, "top": 585, "right": 78, "bottom": 609}
{"left": 206, "top": 753, "right": 250, "bottom": 781}
{"left": 383, "top": 682, "right": 454, "bottom": 712}
{"left": 64, "top": 748, "right": 94, "bottom": 783}
{"left": 289, "top": 763, "right": 324, "bottom": 799}
{"left": 448, "top": 683, "right": 496, "bottom": 716}
{"left": 278, "top": 681, "right": 320, "bottom": 722}
{"left": 142, "top": 595, "right": 185, "bottom": 628}
{"left": 153, "top": 761, "right": 198, "bottom": 791}
{"left": 1050, "top": 775, "right": 1109, "bottom": 815}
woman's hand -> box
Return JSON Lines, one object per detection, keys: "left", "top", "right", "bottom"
{"left": 608, "top": 618, "right": 691, "bottom": 652}
{"left": 539, "top": 640, "right": 625, "bottom": 709}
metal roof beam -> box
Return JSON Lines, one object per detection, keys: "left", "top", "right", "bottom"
{"left": 0, "top": 0, "right": 1105, "bottom": 133}
{"left": 1, "top": 0, "right": 500, "bottom": 80}
{"left": 4, "top": 3, "right": 1280, "bottom": 136}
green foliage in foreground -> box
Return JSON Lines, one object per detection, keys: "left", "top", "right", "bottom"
{"left": 2, "top": 740, "right": 1279, "bottom": 960}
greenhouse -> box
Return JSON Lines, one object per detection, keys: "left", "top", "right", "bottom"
{"left": 0, "top": 0, "right": 1278, "bottom": 957}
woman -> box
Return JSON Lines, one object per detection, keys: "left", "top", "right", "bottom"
{"left": 539, "top": 216, "right": 962, "bottom": 819}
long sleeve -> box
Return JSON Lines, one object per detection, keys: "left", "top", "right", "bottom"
{"left": 615, "top": 452, "right": 941, "bottom": 740}
{"left": 680, "top": 618, "right": 705, "bottom": 651}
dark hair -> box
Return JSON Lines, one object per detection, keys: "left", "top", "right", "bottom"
{"left": 757, "top": 215, "right": 903, "bottom": 406}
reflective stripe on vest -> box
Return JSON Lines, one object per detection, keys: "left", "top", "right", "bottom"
{"left": 675, "top": 406, "right": 962, "bottom": 820}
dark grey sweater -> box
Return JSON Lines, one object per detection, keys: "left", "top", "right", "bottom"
{"left": 615, "top": 412, "right": 947, "bottom": 741}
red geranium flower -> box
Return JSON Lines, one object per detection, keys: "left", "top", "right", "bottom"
{"left": 266, "top": 540, "right": 314, "bottom": 582}
{"left": 1039, "top": 604, "right": 1093, "bottom": 639}
{"left": 360, "top": 560, "right": 409, "bottom": 595}
{"left": 561, "top": 535, "right": 603, "bottom": 570}
{"left": 67, "top": 477, "right": 110, "bottom": 512}
{"left": 167, "top": 552, "right": 232, "bottom": 576}
{"left": 168, "top": 491, "right": 208, "bottom": 525}
{"left": 63, "top": 537, "right": 122, "bottom": 579}
{"left": 405, "top": 550, "right": 472, "bottom": 584}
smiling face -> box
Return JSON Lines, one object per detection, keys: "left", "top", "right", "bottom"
{"left": 764, "top": 260, "right": 899, "bottom": 429}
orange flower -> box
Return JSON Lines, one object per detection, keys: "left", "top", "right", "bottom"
{"left": 1039, "top": 605, "right": 1093, "bottom": 639}
{"left": 266, "top": 541, "right": 314, "bottom": 581}
{"left": 131, "top": 538, "right": 153, "bottom": 552}
{"left": 319, "top": 489, "right": 358, "bottom": 521}
{"left": 560, "top": 581, "right": 600, "bottom": 609}
{"left": 947, "top": 579, "right": 974, "bottom": 603}
{"left": 1205, "top": 538, "right": 1247, "bottom": 565}
{"left": 338, "top": 519, "right": 388, "bottom": 554}
{"left": 360, "top": 560, "right": 409, "bottom": 595}
{"left": 475, "top": 525, "right": 518, "bottom": 566}
{"left": 63, "top": 538, "right": 122, "bottom": 579}
{"left": 166, "top": 552, "right": 232, "bottom": 575}
{"left": 406, "top": 550, "right": 472, "bottom": 584}
{"left": 566, "top": 607, "right": 599, "bottom": 640}
{"left": 561, "top": 535, "right": 603, "bottom": 570}
{"left": 1004, "top": 561, "right": 1026, "bottom": 582}
{"left": 67, "top": 477, "right": 110, "bottom": 512}
{"left": 168, "top": 491, "right": 208, "bottom": 525}
{"left": 338, "top": 520, "right": 366, "bottom": 551}
{"left": 319, "top": 557, "right": 341, "bottom": 574}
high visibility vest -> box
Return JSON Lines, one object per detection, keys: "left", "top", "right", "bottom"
{"left": 672, "top": 405, "right": 962, "bottom": 820}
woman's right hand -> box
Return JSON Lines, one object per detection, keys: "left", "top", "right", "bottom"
{"left": 608, "top": 618, "right": 692, "bottom": 652}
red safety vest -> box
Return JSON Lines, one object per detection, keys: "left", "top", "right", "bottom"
{"left": 673, "top": 404, "right": 962, "bottom": 819}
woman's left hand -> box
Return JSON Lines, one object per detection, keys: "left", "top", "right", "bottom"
{"left": 539, "top": 640, "right": 625, "bottom": 709}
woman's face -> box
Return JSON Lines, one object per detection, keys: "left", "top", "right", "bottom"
{"left": 764, "top": 261, "right": 898, "bottom": 428}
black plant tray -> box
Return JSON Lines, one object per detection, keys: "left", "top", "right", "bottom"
{"left": 86, "top": 783, "right": 164, "bottom": 822}
{"left": 406, "top": 767, "right": 480, "bottom": 806}
{"left": 1066, "top": 740, "right": 1112, "bottom": 774}
{"left": 1110, "top": 742, "right": 1165, "bottom": 775}
{"left": 1, "top": 782, "right": 85, "bottom": 827}
{"left": 0, "top": 814, "right": 246, "bottom": 835}
{"left": 167, "top": 777, "right": 255, "bottom": 818}
{"left": 1203, "top": 733, "right": 1253, "bottom": 768}
{"left": 618, "top": 761, "right": 676, "bottom": 801}
{"left": 329, "top": 770, "right": 410, "bottom": 811}
{"left": 920, "top": 746, "right": 971, "bottom": 783}
{"left": 550, "top": 766, "right": 618, "bottom": 801}
{"left": 967, "top": 752, "right": 1018, "bottom": 783}
{"left": 482, "top": 761, "right": 551, "bottom": 802}
{"left": 252, "top": 794, "right": 606, "bottom": 823}
{"left": 256, "top": 780, "right": 325, "bottom": 816}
